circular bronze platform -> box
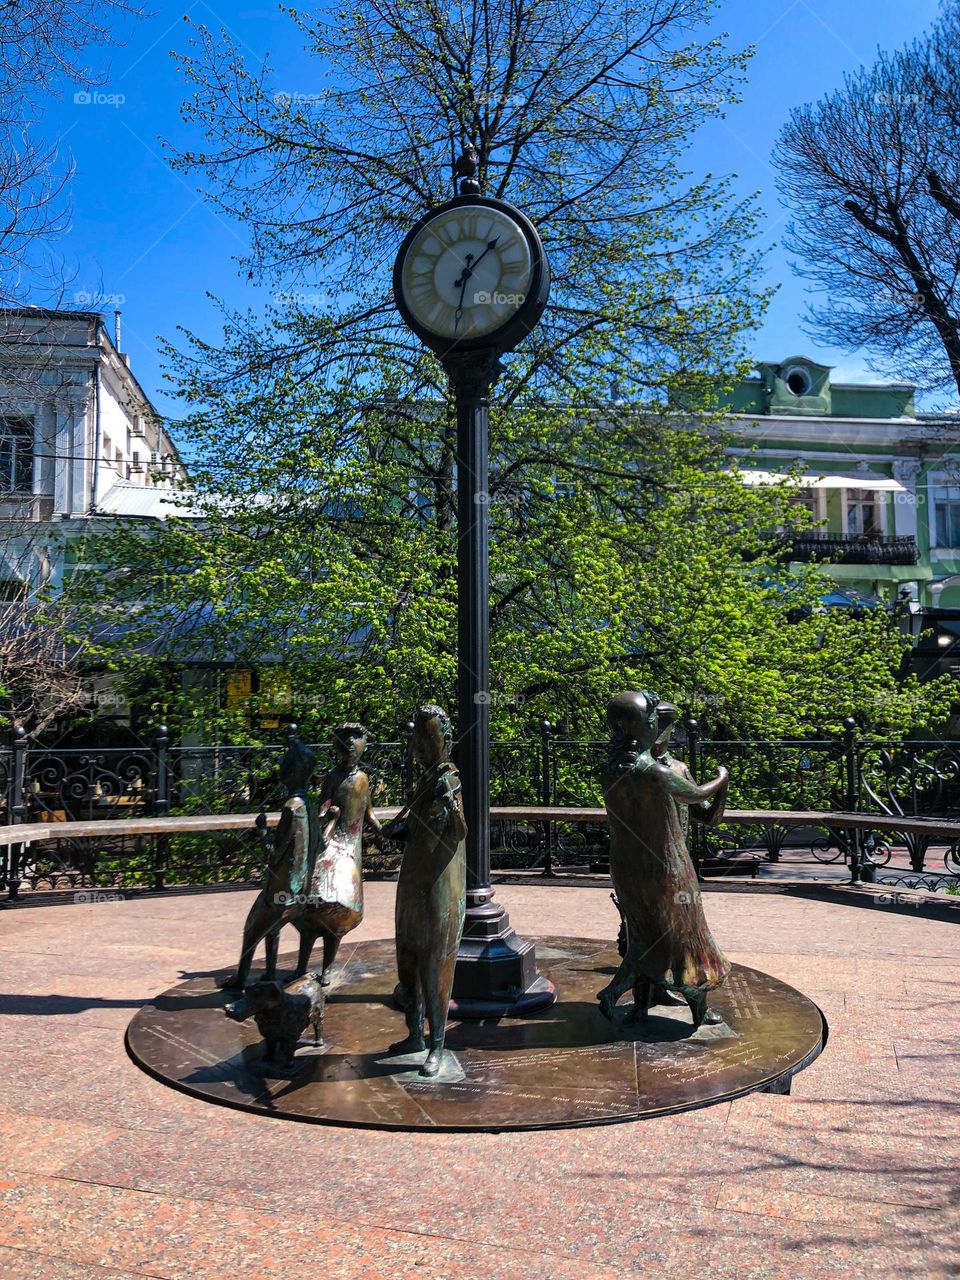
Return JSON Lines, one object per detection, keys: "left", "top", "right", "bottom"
{"left": 126, "top": 937, "right": 826, "bottom": 1131}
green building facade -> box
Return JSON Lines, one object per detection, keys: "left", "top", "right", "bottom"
{"left": 722, "top": 356, "right": 960, "bottom": 678}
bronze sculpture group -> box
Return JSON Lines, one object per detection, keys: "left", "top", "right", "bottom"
{"left": 219, "top": 724, "right": 379, "bottom": 991}
{"left": 219, "top": 690, "right": 730, "bottom": 1075}
{"left": 220, "top": 706, "right": 467, "bottom": 1078}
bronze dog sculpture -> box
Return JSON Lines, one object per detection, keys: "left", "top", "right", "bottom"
{"left": 224, "top": 971, "right": 325, "bottom": 1069}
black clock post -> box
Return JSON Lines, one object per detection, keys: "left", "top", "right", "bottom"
{"left": 442, "top": 343, "right": 554, "bottom": 1016}
{"left": 393, "top": 151, "right": 555, "bottom": 1016}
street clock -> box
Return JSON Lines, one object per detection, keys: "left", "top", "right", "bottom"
{"left": 393, "top": 195, "right": 550, "bottom": 356}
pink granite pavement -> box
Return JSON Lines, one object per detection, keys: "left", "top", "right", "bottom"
{"left": 0, "top": 881, "right": 957, "bottom": 1280}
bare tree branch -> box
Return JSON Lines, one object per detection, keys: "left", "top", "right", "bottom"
{"left": 776, "top": 7, "right": 960, "bottom": 396}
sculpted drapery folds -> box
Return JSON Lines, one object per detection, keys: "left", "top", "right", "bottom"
{"left": 220, "top": 726, "right": 380, "bottom": 992}
{"left": 598, "top": 690, "right": 730, "bottom": 1030}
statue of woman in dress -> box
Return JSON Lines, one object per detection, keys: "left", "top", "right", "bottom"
{"left": 291, "top": 722, "right": 381, "bottom": 985}
{"left": 220, "top": 724, "right": 380, "bottom": 990}
{"left": 385, "top": 704, "right": 467, "bottom": 1078}
{"left": 598, "top": 690, "right": 730, "bottom": 1029}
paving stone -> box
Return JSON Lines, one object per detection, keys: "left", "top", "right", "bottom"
{"left": 0, "top": 1245, "right": 152, "bottom": 1279}
{"left": 0, "top": 881, "right": 956, "bottom": 1280}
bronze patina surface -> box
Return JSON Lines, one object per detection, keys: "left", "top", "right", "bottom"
{"left": 385, "top": 704, "right": 467, "bottom": 1077}
{"left": 600, "top": 691, "right": 731, "bottom": 1030}
{"left": 126, "top": 937, "right": 825, "bottom": 1131}
{"left": 219, "top": 726, "right": 380, "bottom": 992}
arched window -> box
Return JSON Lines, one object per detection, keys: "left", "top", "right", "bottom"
{"left": 0, "top": 418, "right": 34, "bottom": 493}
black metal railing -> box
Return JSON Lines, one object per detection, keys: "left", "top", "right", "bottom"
{"left": 785, "top": 531, "right": 919, "bottom": 565}
{"left": 3, "top": 720, "right": 959, "bottom": 895}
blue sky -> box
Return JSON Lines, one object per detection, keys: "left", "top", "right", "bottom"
{"left": 32, "top": 0, "right": 946, "bottom": 422}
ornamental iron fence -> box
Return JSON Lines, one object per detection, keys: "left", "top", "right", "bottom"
{"left": 2, "top": 721, "right": 959, "bottom": 896}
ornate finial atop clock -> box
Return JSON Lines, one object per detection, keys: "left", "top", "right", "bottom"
{"left": 454, "top": 145, "right": 482, "bottom": 195}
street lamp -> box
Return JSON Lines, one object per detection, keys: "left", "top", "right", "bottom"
{"left": 393, "top": 148, "right": 555, "bottom": 1014}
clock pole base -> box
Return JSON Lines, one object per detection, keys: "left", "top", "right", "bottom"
{"left": 449, "top": 887, "right": 557, "bottom": 1018}
{"left": 448, "top": 976, "right": 556, "bottom": 1020}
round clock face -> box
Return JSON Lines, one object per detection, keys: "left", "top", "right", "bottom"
{"left": 398, "top": 204, "right": 535, "bottom": 343}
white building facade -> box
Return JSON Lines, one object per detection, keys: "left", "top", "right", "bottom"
{"left": 0, "top": 308, "right": 186, "bottom": 592}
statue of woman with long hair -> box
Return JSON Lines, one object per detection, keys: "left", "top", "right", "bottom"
{"left": 598, "top": 690, "right": 730, "bottom": 1029}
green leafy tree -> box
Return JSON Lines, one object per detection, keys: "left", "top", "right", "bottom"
{"left": 57, "top": 0, "right": 950, "bottom": 770}
{"left": 170, "top": 0, "right": 759, "bottom": 402}
{"left": 60, "top": 384, "right": 949, "bottom": 758}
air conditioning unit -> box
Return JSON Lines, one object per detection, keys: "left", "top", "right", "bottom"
{"left": 131, "top": 413, "right": 147, "bottom": 437}
{"left": 129, "top": 451, "right": 143, "bottom": 474}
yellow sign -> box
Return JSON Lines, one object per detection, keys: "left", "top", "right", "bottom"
{"left": 225, "top": 669, "right": 253, "bottom": 708}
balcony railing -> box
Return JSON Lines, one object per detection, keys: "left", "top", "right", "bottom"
{"left": 785, "top": 531, "right": 919, "bottom": 566}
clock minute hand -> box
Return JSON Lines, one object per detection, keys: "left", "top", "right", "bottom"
{"left": 453, "top": 238, "right": 502, "bottom": 331}
{"left": 466, "top": 236, "right": 501, "bottom": 279}
{"left": 453, "top": 254, "right": 475, "bottom": 331}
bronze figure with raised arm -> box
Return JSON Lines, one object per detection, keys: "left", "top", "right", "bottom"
{"left": 598, "top": 690, "right": 730, "bottom": 1030}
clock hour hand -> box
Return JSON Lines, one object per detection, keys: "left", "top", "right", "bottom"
{"left": 452, "top": 253, "right": 475, "bottom": 294}
{"left": 452, "top": 237, "right": 501, "bottom": 330}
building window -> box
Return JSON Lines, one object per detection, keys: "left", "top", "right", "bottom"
{"left": 846, "top": 489, "right": 882, "bottom": 537}
{"left": 0, "top": 417, "right": 34, "bottom": 493}
{"left": 782, "top": 365, "right": 812, "bottom": 397}
{"left": 934, "top": 486, "right": 960, "bottom": 548}
{"left": 791, "top": 488, "right": 821, "bottom": 521}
